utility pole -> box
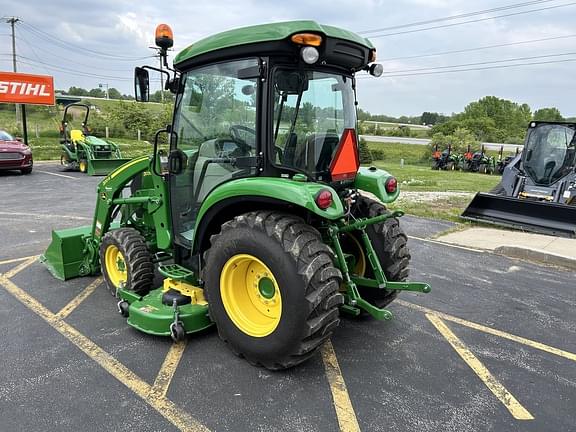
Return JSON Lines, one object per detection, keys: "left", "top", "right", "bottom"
{"left": 99, "top": 83, "right": 109, "bottom": 99}
{"left": 159, "top": 54, "right": 164, "bottom": 103}
{"left": 5, "top": 17, "right": 21, "bottom": 124}
{"left": 149, "top": 47, "right": 165, "bottom": 102}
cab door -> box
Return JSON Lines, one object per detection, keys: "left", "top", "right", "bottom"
{"left": 169, "top": 58, "right": 261, "bottom": 248}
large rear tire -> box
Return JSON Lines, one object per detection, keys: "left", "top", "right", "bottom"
{"left": 350, "top": 196, "right": 410, "bottom": 309}
{"left": 99, "top": 228, "right": 154, "bottom": 296}
{"left": 203, "top": 211, "right": 343, "bottom": 370}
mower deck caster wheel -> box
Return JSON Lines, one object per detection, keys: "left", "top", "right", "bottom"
{"left": 170, "top": 322, "right": 186, "bottom": 342}
{"left": 117, "top": 300, "right": 129, "bottom": 317}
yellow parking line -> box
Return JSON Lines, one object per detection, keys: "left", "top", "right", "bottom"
{"left": 3, "top": 256, "right": 38, "bottom": 278}
{"left": 150, "top": 341, "right": 188, "bottom": 400}
{"left": 0, "top": 275, "right": 210, "bottom": 432}
{"left": 0, "top": 255, "right": 37, "bottom": 266}
{"left": 397, "top": 300, "right": 576, "bottom": 362}
{"left": 321, "top": 341, "right": 361, "bottom": 432}
{"left": 56, "top": 277, "right": 103, "bottom": 319}
{"left": 426, "top": 313, "right": 534, "bottom": 420}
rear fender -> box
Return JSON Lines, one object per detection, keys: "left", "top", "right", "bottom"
{"left": 354, "top": 166, "right": 399, "bottom": 203}
{"left": 193, "top": 177, "right": 345, "bottom": 251}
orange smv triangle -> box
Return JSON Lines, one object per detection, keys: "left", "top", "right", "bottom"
{"left": 330, "top": 128, "right": 359, "bottom": 181}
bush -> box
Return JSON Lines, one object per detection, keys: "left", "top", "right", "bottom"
{"left": 358, "top": 137, "right": 372, "bottom": 164}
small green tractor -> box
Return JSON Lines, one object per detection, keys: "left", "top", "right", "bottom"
{"left": 42, "top": 21, "right": 430, "bottom": 369}
{"left": 431, "top": 144, "right": 459, "bottom": 170}
{"left": 59, "top": 103, "right": 131, "bottom": 175}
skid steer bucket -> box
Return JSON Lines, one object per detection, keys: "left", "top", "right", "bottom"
{"left": 461, "top": 193, "right": 576, "bottom": 238}
{"left": 86, "top": 158, "right": 133, "bottom": 176}
{"left": 40, "top": 226, "right": 93, "bottom": 280}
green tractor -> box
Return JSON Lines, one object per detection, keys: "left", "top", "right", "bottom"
{"left": 59, "top": 103, "right": 131, "bottom": 175}
{"left": 42, "top": 21, "right": 430, "bottom": 369}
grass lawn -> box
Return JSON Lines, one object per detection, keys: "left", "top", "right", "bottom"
{"left": 368, "top": 148, "right": 502, "bottom": 222}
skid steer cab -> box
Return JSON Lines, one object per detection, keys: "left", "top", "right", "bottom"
{"left": 41, "top": 21, "right": 430, "bottom": 369}
{"left": 59, "top": 103, "right": 131, "bottom": 175}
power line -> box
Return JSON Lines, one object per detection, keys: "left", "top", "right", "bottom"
{"left": 359, "top": 0, "right": 556, "bottom": 34}
{"left": 19, "top": 22, "right": 151, "bottom": 61}
{"left": 381, "top": 34, "right": 576, "bottom": 61}
{"left": 380, "top": 51, "right": 576, "bottom": 74}
{"left": 357, "top": 57, "right": 576, "bottom": 78}
{"left": 365, "top": 2, "right": 576, "bottom": 38}
{"left": 16, "top": 34, "right": 142, "bottom": 73}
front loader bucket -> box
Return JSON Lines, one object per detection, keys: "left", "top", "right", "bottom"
{"left": 40, "top": 226, "right": 93, "bottom": 280}
{"left": 87, "top": 158, "right": 132, "bottom": 176}
{"left": 461, "top": 193, "right": 576, "bottom": 238}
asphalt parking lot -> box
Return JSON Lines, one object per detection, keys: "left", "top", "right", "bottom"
{"left": 0, "top": 163, "right": 575, "bottom": 432}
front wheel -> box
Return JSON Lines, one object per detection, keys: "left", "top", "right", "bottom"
{"left": 99, "top": 228, "right": 154, "bottom": 296}
{"left": 203, "top": 211, "right": 343, "bottom": 370}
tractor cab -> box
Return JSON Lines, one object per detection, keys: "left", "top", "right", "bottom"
{"left": 135, "top": 21, "right": 385, "bottom": 249}
{"left": 522, "top": 121, "right": 576, "bottom": 186}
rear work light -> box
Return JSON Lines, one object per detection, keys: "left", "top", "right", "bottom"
{"left": 385, "top": 177, "right": 397, "bottom": 193}
{"left": 315, "top": 189, "right": 333, "bottom": 210}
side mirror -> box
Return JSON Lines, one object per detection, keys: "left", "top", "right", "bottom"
{"left": 15, "top": 137, "right": 22, "bottom": 142}
{"left": 135, "top": 67, "right": 150, "bottom": 102}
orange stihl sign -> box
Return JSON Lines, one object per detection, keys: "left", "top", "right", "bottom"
{"left": 0, "top": 71, "right": 55, "bottom": 105}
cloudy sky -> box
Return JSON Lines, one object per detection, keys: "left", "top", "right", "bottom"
{"left": 1, "top": 0, "right": 574, "bottom": 117}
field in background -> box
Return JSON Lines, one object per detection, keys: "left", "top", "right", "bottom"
{"left": 366, "top": 141, "right": 502, "bottom": 222}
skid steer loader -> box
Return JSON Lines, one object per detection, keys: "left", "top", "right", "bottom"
{"left": 462, "top": 121, "right": 576, "bottom": 237}
{"left": 42, "top": 21, "right": 430, "bottom": 369}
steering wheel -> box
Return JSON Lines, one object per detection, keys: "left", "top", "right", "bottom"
{"left": 229, "top": 125, "right": 256, "bottom": 145}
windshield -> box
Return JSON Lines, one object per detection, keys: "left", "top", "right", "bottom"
{"left": 523, "top": 124, "right": 576, "bottom": 185}
{"left": 272, "top": 69, "right": 356, "bottom": 180}
{"left": 0, "top": 130, "right": 14, "bottom": 141}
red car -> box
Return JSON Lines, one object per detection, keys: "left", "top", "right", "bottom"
{"left": 0, "top": 130, "right": 33, "bottom": 174}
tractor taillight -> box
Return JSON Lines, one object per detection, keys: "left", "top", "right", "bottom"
{"left": 385, "top": 177, "right": 397, "bottom": 193}
{"left": 315, "top": 189, "right": 333, "bottom": 210}
{"left": 330, "top": 128, "right": 359, "bottom": 182}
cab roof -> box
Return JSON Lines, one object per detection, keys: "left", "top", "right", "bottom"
{"left": 174, "top": 20, "right": 374, "bottom": 67}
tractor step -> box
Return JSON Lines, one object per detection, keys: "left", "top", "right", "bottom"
{"left": 158, "top": 263, "right": 196, "bottom": 281}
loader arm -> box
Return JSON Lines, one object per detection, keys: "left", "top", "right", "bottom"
{"left": 41, "top": 156, "right": 172, "bottom": 280}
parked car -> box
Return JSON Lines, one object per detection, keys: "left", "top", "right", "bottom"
{"left": 0, "top": 130, "right": 33, "bottom": 174}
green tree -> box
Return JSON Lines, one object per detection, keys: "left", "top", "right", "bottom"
{"left": 88, "top": 88, "right": 106, "bottom": 98}
{"left": 533, "top": 107, "right": 564, "bottom": 122}
{"left": 358, "top": 137, "right": 372, "bottom": 164}
{"left": 108, "top": 88, "right": 122, "bottom": 100}
{"left": 68, "top": 86, "right": 89, "bottom": 96}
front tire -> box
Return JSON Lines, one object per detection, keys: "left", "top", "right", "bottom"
{"left": 99, "top": 228, "right": 154, "bottom": 296}
{"left": 351, "top": 196, "right": 410, "bottom": 309}
{"left": 203, "top": 211, "right": 343, "bottom": 370}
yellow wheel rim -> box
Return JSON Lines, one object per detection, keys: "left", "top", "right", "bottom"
{"left": 79, "top": 161, "right": 87, "bottom": 172}
{"left": 220, "top": 254, "right": 282, "bottom": 338}
{"left": 104, "top": 245, "right": 127, "bottom": 288}
{"left": 342, "top": 233, "right": 366, "bottom": 276}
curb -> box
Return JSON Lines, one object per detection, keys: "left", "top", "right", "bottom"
{"left": 494, "top": 246, "right": 576, "bottom": 271}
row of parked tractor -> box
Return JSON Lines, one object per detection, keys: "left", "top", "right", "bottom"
{"left": 431, "top": 144, "right": 519, "bottom": 175}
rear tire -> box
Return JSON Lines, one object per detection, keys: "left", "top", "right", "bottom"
{"left": 351, "top": 196, "right": 410, "bottom": 309}
{"left": 203, "top": 211, "right": 343, "bottom": 370}
{"left": 479, "top": 163, "right": 487, "bottom": 174}
{"left": 99, "top": 228, "right": 154, "bottom": 296}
